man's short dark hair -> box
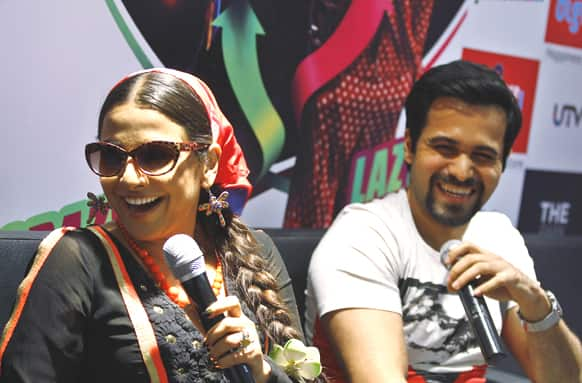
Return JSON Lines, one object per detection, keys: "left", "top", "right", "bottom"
{"left": 404, "top": 60, "right": 522, "bottom": 169}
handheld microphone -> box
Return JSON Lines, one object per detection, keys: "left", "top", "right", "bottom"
{"left": 440, "top": 239, "right": 506, "bottom": 364}
{"left": 163, "top": 234, "right": 256, "bottom": 383}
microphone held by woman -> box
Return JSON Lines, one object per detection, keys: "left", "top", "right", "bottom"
{"left": 164, "top": 234, "right": 256, "bottom": 383}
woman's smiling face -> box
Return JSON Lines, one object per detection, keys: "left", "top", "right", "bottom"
{"left": 99, "top": 102, "right": 209, "bottom": 243}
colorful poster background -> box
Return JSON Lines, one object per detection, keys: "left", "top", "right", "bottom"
{"left": 1, "top": 1, "right": 581, "bottom": 237}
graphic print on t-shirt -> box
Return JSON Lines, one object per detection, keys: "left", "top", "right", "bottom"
{"left": 400, "top": 278, "right": 479, "bottom": 367}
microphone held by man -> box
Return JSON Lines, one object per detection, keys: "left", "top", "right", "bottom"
{"left": 440, "top": 239, "right": 506, "bottom": 364}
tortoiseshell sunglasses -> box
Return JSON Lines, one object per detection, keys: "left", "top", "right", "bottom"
{"left": 85, "top": 141, "right": 208, "bottom": 177}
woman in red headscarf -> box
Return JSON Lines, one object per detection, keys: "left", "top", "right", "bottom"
{"left": 0, "top": 69, "right": 309, "bottom": 383}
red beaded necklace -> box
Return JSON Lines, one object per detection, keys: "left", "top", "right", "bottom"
{"left": 116, "top": 223, "right": 224, "bottom": 308}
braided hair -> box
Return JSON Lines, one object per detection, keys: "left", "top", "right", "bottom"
{"left": 196, "top": 188, "right": 302, "bottom": 347}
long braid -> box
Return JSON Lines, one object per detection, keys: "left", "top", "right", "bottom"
{"left": 224, "top": 219, "right": 302, "bottom": 345}
{"left": 197, "top": 190, "right": 301, "bottom": 347}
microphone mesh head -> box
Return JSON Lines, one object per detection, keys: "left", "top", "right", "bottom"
{"left": 163, "top": 234, "right": 205, "bottom": 282}
{"left": 439, "top": 239, "right": 462, "bottom": 269}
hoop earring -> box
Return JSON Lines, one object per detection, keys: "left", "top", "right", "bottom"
{"left": 198, "top": 189, "right": 230, "bottom": 227}
{"left": 86, "top": 192, "right": 111, "bottom": 224}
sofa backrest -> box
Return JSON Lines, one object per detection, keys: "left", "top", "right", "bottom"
{"left": 262, "top": 228, "right": 326, "bottom": 323}
{"left": 0, "top": 231, "right": 48, "bottom": 329}
{"left": 2, "top": 229, "right": 580, "bottom": 382}
{"left": 2, "top": 230, "right": 581, "bottom": 332}
{"left": 0, "top": 229, "right": 326, "bottom": 331}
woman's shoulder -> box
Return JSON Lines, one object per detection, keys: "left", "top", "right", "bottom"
{"left": 250, "top": 229, "right": 275, "bottom": 249}
{"left": 45, "top": 227, "right": 109, "bottom": 269}
{"left": 58, "top": 227, "right": 105, "bottom": 250}
{"left": 248, "top": 229, "right": 283, "bottom": 271}
{"left": 18, "top": 228, "right": 107, "bottom": 304}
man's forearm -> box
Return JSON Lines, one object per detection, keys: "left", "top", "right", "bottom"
{"left": 323, "top": 309, "right": 409, "bottom": 383}
{"left": 526, "top": 321, "right": 582, "bottom": 382}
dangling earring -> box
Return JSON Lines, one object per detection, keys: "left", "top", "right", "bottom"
{"left": 198, "top": 189, "right": 230, "bottom": 227}
{"left": 86, "top": 192, "right": 110, "bottom": 224}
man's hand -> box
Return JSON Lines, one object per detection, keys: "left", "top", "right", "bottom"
{"left": 444, "top": 241, "right": 582, "bottom": 382}
{"left": 443, "top": 241, "right": 550, "bottom": 321}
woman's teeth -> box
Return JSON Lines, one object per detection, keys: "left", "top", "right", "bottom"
{"left": 124, "top": 196, "right": 160, "bottom": 206}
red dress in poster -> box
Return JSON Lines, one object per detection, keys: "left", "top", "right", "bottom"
{"left": 284, "top": 1, "right": 435, "bottom": 228}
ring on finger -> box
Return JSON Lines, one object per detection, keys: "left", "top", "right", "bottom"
{"left": 238, "top": 328, "right": 252, "bottom": 350}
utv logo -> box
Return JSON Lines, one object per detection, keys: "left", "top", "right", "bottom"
{"left": 553, "top": 104, "right": 582, "bottom": 127}
{"left": 546, "top": 0, "right": 582, "bottom": 49}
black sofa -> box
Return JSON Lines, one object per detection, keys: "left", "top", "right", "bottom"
{"left": 0, "top": 229, "right": 326, "bottom": 333}
{"left": 1, "top": 229, "right": 581, "bottom": 382}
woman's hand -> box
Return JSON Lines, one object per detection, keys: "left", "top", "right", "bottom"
{"left": 204, "top": 295, "right": 272, "bottom": 383}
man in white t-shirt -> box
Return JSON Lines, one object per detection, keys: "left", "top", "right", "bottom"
{"left": 305, "top": 60, "right": 582, "bottom": 383}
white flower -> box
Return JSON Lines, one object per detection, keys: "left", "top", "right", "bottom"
{"left": 269, "top": 339, "right": 322, "bottom": 382}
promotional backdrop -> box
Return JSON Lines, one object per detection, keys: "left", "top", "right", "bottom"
{"left": 1, "top": 0, "right": 581, "bottom": 237}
